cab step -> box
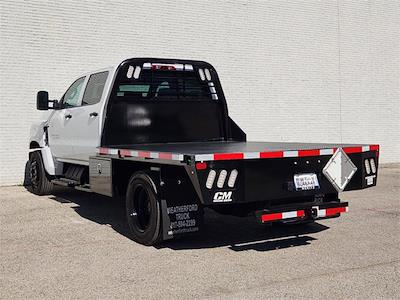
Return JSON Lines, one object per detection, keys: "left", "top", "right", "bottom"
{"left": 52, "top": 178, "right": 79, "bottom": 187}
{"left": 52, "top": 179, "right": 92, "bottom": 193}
{"left": 74, "top": 184, "right": 92, "bottom": 193}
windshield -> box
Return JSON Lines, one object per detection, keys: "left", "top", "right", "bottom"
{"left": 114, "top": 64, "right": 218, "bottom": 101}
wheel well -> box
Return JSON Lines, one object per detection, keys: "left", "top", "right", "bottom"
{"left": 111, "top": 160, "right": 199, "bottom": 205}
{"left": 30, "top": 141, "right": 40, "bottom": 149}
{"left": 112, "top": 160, "right": 158, "bottom": 198}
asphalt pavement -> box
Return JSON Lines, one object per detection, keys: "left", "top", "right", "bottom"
{"left": 1, "top": 164, "right": 399, "bottom": 299}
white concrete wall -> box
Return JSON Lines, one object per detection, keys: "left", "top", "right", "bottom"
{"left": 0, "top": 0, "right": 399, "bottom": 186}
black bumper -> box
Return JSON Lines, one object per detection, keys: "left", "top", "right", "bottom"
{"left": 255, "top": 201, "right": 349, "bottom": 223}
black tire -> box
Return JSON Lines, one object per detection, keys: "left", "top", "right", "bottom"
{"left": 125, "top": 172, "right": 162, "bottom": 246}
{"left": 23, "top": 160, "right": 32, "bottom": 187}
{"left": 27, "top": 151, "right": 54, "bottom": 195}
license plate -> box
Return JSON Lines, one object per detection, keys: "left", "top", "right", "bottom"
{"left": 294, "top": 173, "right": 320, "bottom": 191}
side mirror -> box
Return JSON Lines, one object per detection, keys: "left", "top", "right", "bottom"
{"left": 37, "top": 91, "right": 49, "bottom": 110}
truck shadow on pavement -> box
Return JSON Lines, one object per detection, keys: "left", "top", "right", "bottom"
{"left": 47, "top": 188, "right": 328, "bottom": 252}
{"left": 164, "top": 214, "right": 324, "bottom": 252}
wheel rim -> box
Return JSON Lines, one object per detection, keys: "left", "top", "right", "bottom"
{"left": 130, "top": 184, "right": 152, "bottom": 232}
{"left": 30, "top": 159, "right": 40, "bottom": 190}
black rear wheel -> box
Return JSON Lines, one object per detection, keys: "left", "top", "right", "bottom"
{"left": 126, "top": 172, "right": 162, "bottom": 246}
{"left": 27, "top": 151, "right": 54, "bottom": 195}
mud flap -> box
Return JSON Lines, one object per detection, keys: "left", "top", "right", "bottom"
{"left": 161, "top": 198, "right": 203, "bottom": 240}
{"left": 157, "top": 165, "right": 204, "bottom": 241}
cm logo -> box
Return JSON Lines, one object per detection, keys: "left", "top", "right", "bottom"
{"left": 213, "top": 191, "right": 233, "bottom": 202}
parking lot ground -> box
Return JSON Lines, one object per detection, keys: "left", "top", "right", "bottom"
{"left": 1, "top": 164, "right": 399, "bottom": 299}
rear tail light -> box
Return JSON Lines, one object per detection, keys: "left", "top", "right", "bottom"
{"left": 143, "top": 62, "right": 189, "bottom": 71}
{"left": 206, "top": 170, "right": 216, "bottom": 189}
{"left": 204, "top": 68, "right": 212, "bottom": 81}
{"left": 195, "top": 162, "right": 207, "bottom": 170}
{"left": 127, "top": 65, "right": 134, "bottom": 78}
{"left": 133, "top": 66, "right": 141, "bottom": 79}
{"left": 152, "top": 64, "right": 176, "bottom": 71}
{"left": 184, "top": 64, "right": 193, "bottom": 71}
{"left": 227, "top": 169, "right": 238, "bottom": 188}
{"left": 205, "top": 169, "right": 238, "bottom": 190}
{"left": 364, "top": 159, "right": 371, "bottom": 174}
{"left": 126, "top": 65, "right": 142, "bottom": 79}
{"left": 198, "top": 68, "right": 205, "bottom": 81}
{"left": 217, "top": 170, "right": 227, "bottom": 188}
{"left": 370, "top": 158, "right": 376, "bottom": 174}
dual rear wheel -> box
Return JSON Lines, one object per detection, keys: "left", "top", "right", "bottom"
{"left": 125, "top": 172, "right": 162, "bottom": 245}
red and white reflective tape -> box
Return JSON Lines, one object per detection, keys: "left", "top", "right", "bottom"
{"left": 195, "top": 145, "right": 379, "bottom": 162}
{"left": 261, "top": 205, "right": 348, "bottom": 223}
{"left": 317, "top": 206, "right": 349, "bottom": 218}
{"left": 261, "top": 210, "right": 305, "bottom": 223}
{"left": 98, "top": 148, "right": 184, "bottom": 161}
{"left": 98, "top": 147, "right": 119, "bottom": 155}
{"left": 119, "top": 149, "right": 184, "bottom": 161}
{"left": 98, "top": 144, "right": 378, "bottom": 162}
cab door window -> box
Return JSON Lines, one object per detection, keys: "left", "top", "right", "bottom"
{"left": 62, "top": 76, "right": 85, "bottom": 108}
{"left": 82, "top": 71, "right": 109, "bottom": 105}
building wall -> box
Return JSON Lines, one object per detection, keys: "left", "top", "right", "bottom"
{"left": 0, "top": 0, "right": 399, "bottom": 186}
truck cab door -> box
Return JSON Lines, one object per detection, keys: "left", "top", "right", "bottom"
{"left": 48, "top": 76, "right": 86, "bottom": 159}
{"left": 66, "top": 71, "right": 110, "bottom": 162}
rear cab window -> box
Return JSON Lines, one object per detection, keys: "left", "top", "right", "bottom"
{"left": 82, "top": 71, "right": 109, "bottom": 106}
{"left": 113, "top": 62, "right": 219, "bottom": 101}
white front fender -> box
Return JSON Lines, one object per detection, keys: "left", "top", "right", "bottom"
{"left": 29, "top": 146, "right": 63, "bottom": 176}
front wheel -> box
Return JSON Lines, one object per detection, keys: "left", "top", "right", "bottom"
{"left": 125, "top": 172, "right": 162, "bottom": 246}
{"left": 27, "top": 151, "right": 54, "bottom": 195}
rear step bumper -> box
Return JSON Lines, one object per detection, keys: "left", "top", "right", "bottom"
{"left": 256, "top": 201, "right": 348, "bottom": 223}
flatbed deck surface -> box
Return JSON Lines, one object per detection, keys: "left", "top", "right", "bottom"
{"left": 110, "top": 141, "right": 366, "bottom": 155}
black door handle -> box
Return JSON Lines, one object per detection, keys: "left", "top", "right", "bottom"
{"left": 65, "top": 114, "right": 72, "bottom": 119}
{"left": 89, "top": 112, "right": 98, "bottom": 117}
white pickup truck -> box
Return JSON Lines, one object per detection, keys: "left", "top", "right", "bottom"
{"left": 28, "top": 58, "right": 379, "bottom": 245}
